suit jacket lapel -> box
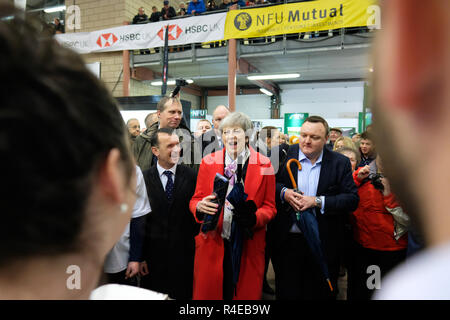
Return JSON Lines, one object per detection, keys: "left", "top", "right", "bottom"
{"left": 171, "top": 165, "right": 185, "bottom": 202}
{"left": 317, "top": 147, "right": 331, "bottom": 195}
{"left": 151, "top": 165, "right": 169, "bottom": 207}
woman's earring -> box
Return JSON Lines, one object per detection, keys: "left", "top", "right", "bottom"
{"left": 120, "top": 203, "right": 128, "bottom": 213}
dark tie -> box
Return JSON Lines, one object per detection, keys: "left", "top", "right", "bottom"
{"left": 163, "top": 170, "right": 174, "bottom": 202}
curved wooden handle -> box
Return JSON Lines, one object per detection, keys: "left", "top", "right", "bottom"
{"left": 286, "top": 158, "right": 302, "bottom": 190}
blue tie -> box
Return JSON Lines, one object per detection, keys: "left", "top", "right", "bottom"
{"left": 163, "top": 170, "right": 174, "bottom": 202}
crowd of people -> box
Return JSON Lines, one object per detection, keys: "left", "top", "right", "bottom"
{"left": 2, "top": 0, "right": 449, "bottom": 301}
{"left": 131, "top": 0, "right": 272, "bottom": 24}
{"left": 120, "top": 100, "right": 416, "bottom": 300}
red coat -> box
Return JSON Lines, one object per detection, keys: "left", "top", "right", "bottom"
{"left": 189, "top": 147, "right": 276, "bottom": 300}
{"left": 350, "top": 168, "right": 408, "bottom": 251}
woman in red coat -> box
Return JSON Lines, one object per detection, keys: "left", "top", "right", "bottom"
{"left": 348, "top": 156, "right": 409, "bottom": 300}
{"left": 189, "top": 112, "right": 276, "bottom": 300}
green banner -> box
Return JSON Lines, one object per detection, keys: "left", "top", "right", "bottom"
{"left": 358, "top": 112, "right": 372, "bottom": 132}
{"left": 284, "top": 113, "right": 309, "bottom": 138}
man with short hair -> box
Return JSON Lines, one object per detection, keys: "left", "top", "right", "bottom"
{"left": 369, "top": 0, "right": 450, "bottom": 300}
{"left": 133, "top": 97, "right": 191, "bottom": 172}
{"left": 132, "top": 7, "right": 148, "bottom": 24}
{"left": 161, "top": 1, "right": 176, "bottom": 20}
{"left": 358, "top": 131, "right": 376, "bottom": 168}
{"left": 326, "top": 127, "right": 342, "bottom": 150}
{"left": 198, "top": 105, "right": 230, "bottom": 157}
{"left": 149, "top": 6, "right": 161, "bottom": 22}
{"left": 194, "top": 119, "right": 212, "bottom": 137}
{"left": 140, "top": 128, "right": 198, "bottom": 299}
{"left": 255, "top": 126, "right": 281, "bottom": 156}
{"left": 272, "top": 115, "right": 359, "bottom": 300}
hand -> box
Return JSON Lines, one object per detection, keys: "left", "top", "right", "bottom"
{"left": 381, "top": 177, "right": 391, "bottom": 196}
{"left": 125, "top": 261, "right": 140, "bottom": 279}
{"left": 139, "top": 261, "right": 149, "bottom": 276}
{"left": 357, "top": 165, "right": 371, "bottom": 180}
{"left": 297, "top": 195, "right": 316, "bottom": 211}
{"left": 284, "top": 188, "right": 303, "bottom": 212}
{"left": 196, "top": 194, "right": 218, "bottom": 215}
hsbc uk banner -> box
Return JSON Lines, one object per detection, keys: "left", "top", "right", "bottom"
{"left": 55, "top": 13, "right": 227, "bottom": 54}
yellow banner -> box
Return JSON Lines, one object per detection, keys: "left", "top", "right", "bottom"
{"left": 224, "top": 0, "right": 379, "bottom": 39}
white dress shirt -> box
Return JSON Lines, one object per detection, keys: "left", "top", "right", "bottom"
{"left": 156, "top": 161, "right": 177, "bottom": 190}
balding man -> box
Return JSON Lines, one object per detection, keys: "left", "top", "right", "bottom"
{"left": 198, "top": 105, "right": 230, "bottom": 157}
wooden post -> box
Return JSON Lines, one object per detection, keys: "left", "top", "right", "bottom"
{"left": 228, "top": 38, "right": 237, "bottom": 112}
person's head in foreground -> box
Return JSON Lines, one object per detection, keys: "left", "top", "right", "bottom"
{"left": 0, "top": 5, "right": 137, "bottom": 299}
{"left": 372, "top": 0, "right": 450, "bottom": 299}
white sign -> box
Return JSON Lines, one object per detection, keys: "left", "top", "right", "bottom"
{"left": 55, "top": 13, "right": 227, "bottom": 54}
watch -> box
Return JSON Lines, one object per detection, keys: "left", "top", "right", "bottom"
{"left": 315, "top": 196, "right": 322, "bottom": 208}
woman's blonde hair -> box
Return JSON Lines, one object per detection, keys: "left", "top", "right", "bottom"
{"left": 333, "top": 136, "right": 356, "bottom": 151}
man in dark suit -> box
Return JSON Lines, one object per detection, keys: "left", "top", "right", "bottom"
{"left": 140, "top": 128, "right": 199, "bottom": 300}
{"left": 271, "top": 115, "right": 359, "bottom": 300}
{"left": 197, "top": 105, "right": 230, "bottom": 158}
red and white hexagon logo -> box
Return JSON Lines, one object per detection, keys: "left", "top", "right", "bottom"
{"left": 96, "top": 33, "right": 118, "bottom": 48}
{"left": 157, "top": 25, "right": 183, "bottom": 41}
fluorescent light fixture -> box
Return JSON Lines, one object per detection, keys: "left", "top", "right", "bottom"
{"left": 150, "top": 79, "right": 193, "bottom": 86}
{"left": 44, "top": 5, "right": 66, "bottom": 13}
{"left": 248, "top": 73, "right": 300, "bottom": 81}
{"left": 260, "top": 88, "right": 273, "bottom": 96}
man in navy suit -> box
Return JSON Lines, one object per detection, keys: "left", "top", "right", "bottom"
{"left": 271, "top": 116, "right": 359, "bottom": 300}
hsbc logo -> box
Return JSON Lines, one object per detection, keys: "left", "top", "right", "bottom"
{"left": 158, "top": 25, "right": 183, "bottom": 41}
{"left": 96, "top": 33, "right": 118, "bottom": 48}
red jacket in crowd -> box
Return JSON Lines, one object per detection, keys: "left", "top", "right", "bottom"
{"left": 189, "top": 147, "right": 276, "bottom": 300}
{"left": 350, "top": 168, "right": 408, "bottom": 251}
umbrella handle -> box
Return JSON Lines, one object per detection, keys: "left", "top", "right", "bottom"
{"left": 327, "top": 279, "right": 334, "bottom": 292}
{"left": 286, "top": 158, "right": 302, "bottom": 190}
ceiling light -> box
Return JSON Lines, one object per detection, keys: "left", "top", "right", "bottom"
{"left": 150, "top": 79, "right": 193, "bottom": 86}
{"left": 369, "top": 68, "right": 374, "bottom": 73}
{"left": 248, "top": 73, "right": 300, "bottom": 81}
{"left": 260, "top": 88, "right": 273, "bottom": 96}
{"left": 44, "top": 5, "right": 66, "bottom": 13}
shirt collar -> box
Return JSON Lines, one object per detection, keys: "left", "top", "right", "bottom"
{"left": 298, "top": 148, "right": 324, "bottom": 165}
{"left": 157, "top": 161, "right": 177, "bottom": 177}
{"left": 225, "top": 147, "right": 249, "bottom": 166}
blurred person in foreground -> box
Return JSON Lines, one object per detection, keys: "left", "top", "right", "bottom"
{"left": 372, "top": 0, "right": 450, "bottom": 300}
{"left": 0, "top": 5, "right": 165, "bottom": 299}
{"left": 190, "top": 112, "right": 276, "bottom": 300}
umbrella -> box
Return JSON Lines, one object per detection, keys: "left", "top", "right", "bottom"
{"left": 226, "top": 181, "right": 248, "bottom": 296}
{"left": 201, "top": 173, "right": 229, "bottom": 234}
{"left": 286, "top": 158, "right": 334, "bottom": 292}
